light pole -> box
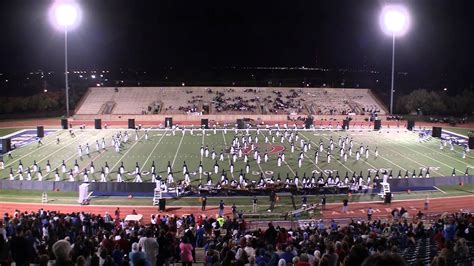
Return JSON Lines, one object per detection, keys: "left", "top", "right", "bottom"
{"left": 380, "top": 5, "right": 410, "bottom": 115}
{"left": 50, "top": 1, "right": 81, "bottom": 117}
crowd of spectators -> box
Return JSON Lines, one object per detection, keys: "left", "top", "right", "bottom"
{"left": 145, "top": 87, "right": 382, "bottom": 116}
{"left": 213, "top": 90, "right": 258, "bottom": 114}
{"left": 0, "top": 208, "right": 472, "bottom": 265}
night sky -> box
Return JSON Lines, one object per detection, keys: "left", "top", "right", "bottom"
{"left": 0, "top": 0, "right": 473, "bottom": 87}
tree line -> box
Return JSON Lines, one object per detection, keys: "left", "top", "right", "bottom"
{"left": 395, "top": 89, "right": 474, "bottom": 116}
{"left": 0, "top": 93, "right": 61, "bottom": 114}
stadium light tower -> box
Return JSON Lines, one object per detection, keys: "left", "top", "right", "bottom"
{"left": 49, "top": 1, "right": 81, "bottom": 117}
{"left": 379, "top": 5, "right": 410, "bottom": 115}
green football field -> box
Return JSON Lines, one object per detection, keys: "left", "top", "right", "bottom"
{"left": 1, "top": 127, "right": 473, "bottom": 183}
{"left": 444, "top": 127, "right": 473, "bottom": 137}
{"left": 0, "top": 128, "right": 25, "bottom": 137}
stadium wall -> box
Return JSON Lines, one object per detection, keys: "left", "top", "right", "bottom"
{"left": 0, "top": 176, "right": 472, "bottom": 195}
{"left": 386, "top": 175, "right": 474, "bottom": 189}
{"left": 0, "top": 180, "right": 81, "bottom": 191}
{"left": 70, "top": 114, "right": 385, "bottom": 127}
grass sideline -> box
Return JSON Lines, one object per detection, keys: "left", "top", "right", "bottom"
{"left": 0, "top": 128, "right": 24, "bottom": 137}
{"left": 0, "top": 184, "right": 472, "bottom": 207}
{"left": 444, "top": 127, "right": 473, "bottom": 137}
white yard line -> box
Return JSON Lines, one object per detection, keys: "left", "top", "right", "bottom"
{"left": 221, "top": 130, "right": 234, "bottom": 178}
{"left": 390, "top": 137, "right": 465, "bottom": 175}
{"left": 43, "top": 152, "right": 78, "bottom": 180}
{"left": 110, "top": 134, "right": 146, "bottom": 172}
{"left": 443, "top": 129, "right": 468, "bottom": 138}
{"left": 314, "top": 131, "right": 385, "bottom": 172}
{"left": 171, "top": 133, "right": 185, "bottom": 168}
{"left": 200, "top": 131, "right": 205, "bottom": 180}
{"left": 410, "top": 137, "right": 474, "bottom": 162}
{"left": 45, "top": 131, "right": 111, "bottom": 179}
{"left": 379, "top": 137, "right": 444, "bottom": 176}
{"left": 299, "top": 133, "right": 345, "bottom": 176}
{"left": 2, "top": 129, "right": 29, "bottom": 138}
{"left": 330, "top": 131, "right": 407, "bottom": 171}
{"left": 13, "top": 131, "right": 107, "bottom": 179}
{"left": 13, "top": 136, "right": 84, "bottom": 177}
{"left": 5, "top": 130, "right": 75, "bottom": 168}
{"left": 433, "top": 186, "right": 447, "bottom": 194}
{"left": 142, "top": 129, "right": 168, "bottom": 168}
{"left": 283, "top": 160, "right": 296, "bottom": 176}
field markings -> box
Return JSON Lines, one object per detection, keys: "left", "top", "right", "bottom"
{"left": 109, "top": 134, "right": 146, "bottom": 173}
{"left": 369, "top": 135, "right": 443, "bottom": 176}
{"left": 283, "top": 152, "right": 297, "bottom": 176}
{"left": 4, "top": 130, "right": 77, "bottom": 168}
{"left": 171, "top": 133, "right": 185, "bottom": 168}
{"left": 199, "top": 130, "right": 205, "bottom": 181}
{"left": 11, "top": 134, "right": 87, "bottom": 178}
{"left": 71, "top": 148, "right": 109, "bottom": 181}
{"left": 13, "top": 130, "right": 108, "bottom": 180}
{"left": 315, "top": 131, "right": 383, "bottom": 172}
{"left": 249, "top": 132, "right": 268, "bottom": 178}
{"left": 42, "top": 152, "right": 78, "bottom": 180}
{"left": 410, "top": 137, "right": 473, "bottom": 162}
{"left": 386, "top": 135, "right": 465, "bottom": 175}
{"left": 433, "top": 186, "right": 447, "bottom": 194}
{"left": 42, "top": 130, "right": 112, "bottom": 180}
{"left": 142, "top": 129, "right": 168, "bottom": 170}
{"left": 330, "top": 131, "right": 407, "bottom": 172}
{"left": 298, "top": 133, "right": 330, "bottom": 177}
{"left": 221, "top": 130, "right": 235, "bottom": 178}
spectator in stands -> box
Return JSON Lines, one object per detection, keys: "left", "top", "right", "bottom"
{"left": 322, "top": 241, "right": 339, "bottom": 266}
{"left": 0, "top": 207, "right": 472, "bottom": 266}
{"left": 52, "top": 240, "right": 74, "bottom": 266}
{"left": 453, "top": 238, "right": 469, "bottom": 258}
{"left": 430, "top": 255, "right": 447, "bottom": 266}
{"left": 294, "top": 253, "right": 310, "bottom": 266}
{"left": 9, "top": 230, "right": 29, "bottom": 265}
{"left": 179, "top": 236, "right": 194, "bottom": 266}
{"left": 129, "top": 242, "right": 147, "bottom": 266}
{"left": 280, "top": 246, "right": 295, "bottom": 263}
{"left": 0, "top": 235, "right": 10, "bottom": 265}
{"left": 361, "top": 251, "right": 407, "bottom": 266}
{"left": 138, "top": 229, "right": 159, "bottom": 266}
{"left": 443, "top": 218, "right": 457, "bottom": 242}
{"left": 277, "top": 258, "right": 287, "bottom": 266}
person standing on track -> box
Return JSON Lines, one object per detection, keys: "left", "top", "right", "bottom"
{"left": 321, "top": 194, "right": 326, "bottom": 210}
{"left": 252, "top": 196, "right": 258, "bottom": 213}
{"left": 201, "top": 195, "right": 207, "bottom": 211}
{"left": 218, "top": 199, "right": 224, "bottom": 216}
{"left": 269, "top": 191, "right": 277, "bottom": 212}
{"left": 342, "top": 198, "right": 349, "bottom": 213}
{"left": 367, "top": 207, "right": 373, "bottom": 221}
{"left": 231, "top": 203, "right": 237, "bottom": 217}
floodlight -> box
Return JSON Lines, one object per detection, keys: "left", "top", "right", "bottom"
{"left": 379, "top": 4, "right": 410, "bottom": 115}
{"left": 49, "top": 1, "right": 81, "bottom": 30}
{"left": 380, "top": 5, "right": 410, "bottom": 36}
{"left": 48, "top": 1, "right": 82, "bottom": 117}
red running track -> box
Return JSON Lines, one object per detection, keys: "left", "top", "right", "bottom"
{"left": 1, "top": 195, "right": 472, "bottom": 224}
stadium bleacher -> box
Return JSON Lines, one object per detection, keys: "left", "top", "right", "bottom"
{"left": 75, "top": 87, "right": 386, "bottom": 116}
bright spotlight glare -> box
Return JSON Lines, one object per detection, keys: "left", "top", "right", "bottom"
{"left": 49, "top": 1, "right": 81, "bottom": 30}
{"left": 380, "top": 5, "right": 410, "bottom": 36}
